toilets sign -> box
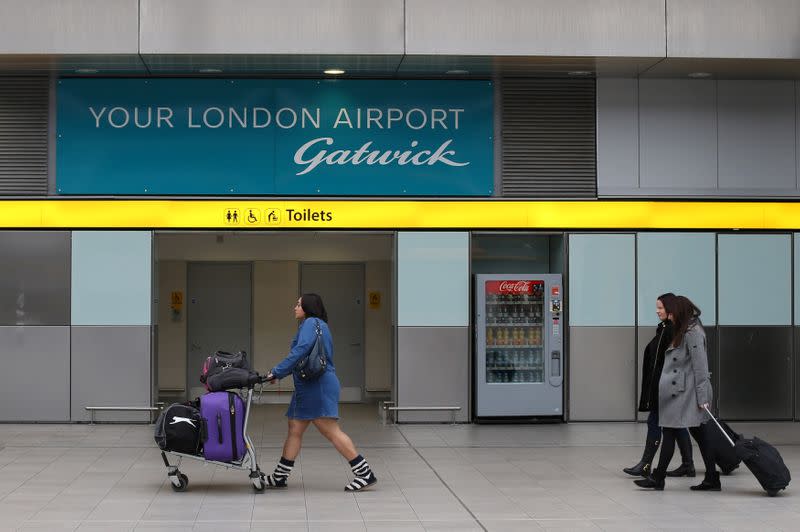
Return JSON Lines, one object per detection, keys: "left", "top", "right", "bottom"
{"left": 56, "top": 79, "right": 493, "bottom": 196}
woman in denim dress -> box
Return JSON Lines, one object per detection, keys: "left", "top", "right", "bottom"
{"left": 265, "top": 293, "right": 377, "bottom": 492}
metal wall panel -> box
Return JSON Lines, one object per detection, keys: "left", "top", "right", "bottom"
{"left": 397, "top": 232, "right": 469, "bottom": 327}
{"left": 639, "top": 80, "right": 717, "bottom": 190}
{"left": 719, "top": 326, "right": 792, "bottom": 420}
{"left": 0, "top": 326, "right": 70, "bottom": 421}
{"left": 396, "top": 326, "right": 469, "bottom": 422}
{"left": 0, "top": 231, "right": 70, "bottom": 325}
{"left": 718, "top": 81, "right": 796, "bottom": 191}
{"left": 795, "top": 327, "right": 800, "bottom": 420}
{"left": 405, "top": 0, "right": 665, "bottom": 56}
{"left": 71, "top": 326, "right": 152, "bottom": 422}
{"left": 501, "top": 79, "right": 596, "bottom": 198}
{"left": 568, "top": 234, "right": 635, "bottom": 327}
{"left": 0, "top": 78, "right": 48, "bottom": 195}
{"left": 569, "top": 326, "right": 635, "bottom": 421}
{"left": 718, "top": 234, "right": 791, "bottom": 326}
{"left": 140, "top": 0, "right": 404, "bottom": 54}
{"left": 596, "top": 78, "right": 639, "bottom": 194}
{"left": 667, "top": 0, "right": 800, "bottom": 59}
{"left": 0, "top": 0, "right": 138, "bottom": 54}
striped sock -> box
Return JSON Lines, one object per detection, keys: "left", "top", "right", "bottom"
{"left": 344, "top": 455, "right": 377, "bottom": 492}
{"left": 267, "top": 456, "right": 294, "bottom": 488}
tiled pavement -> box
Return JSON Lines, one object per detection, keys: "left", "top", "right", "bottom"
{"left": 1, "top": 404, "right": 800, "bottom": 531}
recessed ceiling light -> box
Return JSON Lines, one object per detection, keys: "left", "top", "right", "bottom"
{"left": 688, "top": 72, "right": 711, "bottom": 78}
{"left": 199, "top": 68, "right": 222, "bottom": 73}
{"left": 324, "top": 69, "right": 345, "bottom": 75}
{"left": 74, "top": 68, "right": 98, "bottom": 74}
{"left": 446, "top": 69, "right": 469, "bottom": 75}
{"left": 567, "top": 70, "right": 592, "bottom": 76}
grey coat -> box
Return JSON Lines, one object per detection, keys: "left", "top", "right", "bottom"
{"left": 658, "top": 322, "right": 713, "bottom": 428}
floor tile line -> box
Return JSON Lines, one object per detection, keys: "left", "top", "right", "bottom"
{"left": 396, "top": 426, "right": 487, "bottom": 532}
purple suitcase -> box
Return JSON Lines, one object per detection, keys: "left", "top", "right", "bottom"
{"left": 200, "top": 391, "right": 246, "bottom": 462}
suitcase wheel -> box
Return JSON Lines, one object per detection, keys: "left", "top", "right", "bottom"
{"left": 170, "top": 472, "right": 189, "bottom": 492}
{"left": 767, "top": 489, "right": 780, "bottom": 497}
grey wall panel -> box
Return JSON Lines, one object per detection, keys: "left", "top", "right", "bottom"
{"left": 0, "top": 326, "right": 69, "bottom": 421}
{"left": 718, "top": 81, "right": 796, "bottom": 190}
{"left": 396, "top": 327, "right": 469, "bottom": 422}
{"left": 0, "top": 0, "right": 138, "bottom": 54}
{"left": 719, "top": 327, "right": 792, "bottom": 420}
{"left": 140, "top": 0, "right": 404, "bottom": 54}
{"left": 597, "top": 79, "right": 639, "bottom": 194}
{"left": 639, "top": 80, "right": 717, "bottom": 190}
{"left": 0, "top": 232, "right": 70, "bottom": 326}
{"left": 667, "top": 0, "right": 800, "bottom": 59}
{"left": 71, "top": 326, "right": 152, "bottom": 422}
{"left": 405, "top": 0, "right": 665, "bottom": 56}
{"left": 795, "top": 327, "right": 800, "bottom": 420}
{"left": 569, "top": 326, "right": 635, "bottom": 421}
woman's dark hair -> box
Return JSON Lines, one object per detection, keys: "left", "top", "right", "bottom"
{"left": 657, "top": 292, "right": 676, "bottom": 314}
{"left": 667, "top": 295, "right": 702, "bottom": 347}
{"left": 300, "top": 293, "right": 328, "bottom": 323}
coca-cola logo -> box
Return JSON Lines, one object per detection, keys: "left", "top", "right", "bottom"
{"left": 498, "top": 281, "right": 532, "bottom": 293}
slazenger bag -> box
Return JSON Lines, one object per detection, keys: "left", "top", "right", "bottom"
{"left": 154, "top": 403, "right": 207, "bottom": 455}
{"left": 294, "top": 319, "right": 328, "bottom": 381}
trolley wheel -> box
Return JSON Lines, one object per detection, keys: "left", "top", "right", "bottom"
{"left": 767, "top": 489, "right": 779, "bottom": 497}
{"left": 170, "top": 472, "right": 189, "bottom": 492}
{"left": 252, "top": 474, "right": 266, "bottom": 492}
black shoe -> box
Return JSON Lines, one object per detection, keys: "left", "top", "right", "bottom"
{"left": 344, "top": 473, "right": 377, "bottom": 492}
{"left": 666, "top": 463, "right": 696, "bottom": 477}
{"left": 634, "top": 474, "right": 664, "bottom": 491}
{"left": 690, "top": 472, "right": 721, "bottom": 491}
{"left": 623, "top": 437, "right": 660, "bottom": 477}
{"left": 623, "top": 460, "right": 651, "bottom": 477}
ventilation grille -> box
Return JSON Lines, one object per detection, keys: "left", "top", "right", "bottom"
{"left": 0, "top": 77, "right": 49, "bottom": 195}
{"left": 501, "top": 79, "right": 596, "bottom": 198}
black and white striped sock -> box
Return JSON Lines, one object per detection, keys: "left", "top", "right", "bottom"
{"left": 345, "top": 455, "right": 377, "bottom": 492}
{"left": 267, "top": 456, "right": 294, "bottom": 488}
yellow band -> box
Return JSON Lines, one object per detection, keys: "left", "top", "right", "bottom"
{"left": 0, "top": 200, "right": 793, "bottom": 229}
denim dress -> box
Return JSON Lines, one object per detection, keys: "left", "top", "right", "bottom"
{"left": 270, "top": 318, "right": 340, "bottom": 420}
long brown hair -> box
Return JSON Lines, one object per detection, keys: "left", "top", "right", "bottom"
{"left": 666, "top": 295, "right": 702, "bottom": 348}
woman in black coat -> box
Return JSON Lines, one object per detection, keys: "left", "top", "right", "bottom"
{"left": 623, "top": 293, "right": 694, "bottom": 478}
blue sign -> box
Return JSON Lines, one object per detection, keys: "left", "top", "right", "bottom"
{"left": 56, "top": 79, "right": 493, "bottom": 196}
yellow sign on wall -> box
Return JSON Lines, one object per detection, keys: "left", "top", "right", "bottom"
{"left": 0, "top": 199, "right": 798, "bottom": 230}
{"left": 369, "top": 292, "right": 381, "bottom": 310}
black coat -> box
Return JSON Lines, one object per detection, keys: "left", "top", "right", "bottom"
{"left": 638, "top": 320, "right": 673, "bottom": 412}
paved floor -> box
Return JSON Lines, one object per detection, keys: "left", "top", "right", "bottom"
{"left": 1, "top": 404, "right": 800, "bottom": 531}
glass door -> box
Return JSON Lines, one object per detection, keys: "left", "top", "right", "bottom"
{"left": 484, "top": 280, "right": 545, "bottom": 384}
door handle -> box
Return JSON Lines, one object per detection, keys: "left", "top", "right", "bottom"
{"left": 350, "top": 343, "right": 362, "bottom": 346}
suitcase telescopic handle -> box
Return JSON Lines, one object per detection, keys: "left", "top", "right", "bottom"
{"left": 703, "top": 405, "right": 735, "bottom": 448}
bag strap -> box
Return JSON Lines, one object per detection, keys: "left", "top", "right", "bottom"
{"left": 313, "top": 318, "right": 325, "bottom": 356}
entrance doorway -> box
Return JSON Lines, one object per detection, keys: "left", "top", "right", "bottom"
{"left": 186, "top": 262, "right": 252, "bottom": 399}
{"left": 301, "top": 263, "right": 365, "bottom": 402}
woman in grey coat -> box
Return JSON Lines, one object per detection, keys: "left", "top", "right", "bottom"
{"left": 635, "top": 295, "right": 719, "bottom": 491}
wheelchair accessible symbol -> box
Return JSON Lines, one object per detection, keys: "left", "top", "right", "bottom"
{"left": 245, "top": 209, "right": 260, "bottom": 225}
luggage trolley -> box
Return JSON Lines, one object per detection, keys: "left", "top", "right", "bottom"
{"left": 160, "top": 376, "right": 269, "bottom": 492}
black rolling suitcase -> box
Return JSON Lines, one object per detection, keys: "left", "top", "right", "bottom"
{"left": 702, "top": 417, "right": 741, "bottom": 475}
{"left": 705, "top": 406, "right": 791, "bottom": 496}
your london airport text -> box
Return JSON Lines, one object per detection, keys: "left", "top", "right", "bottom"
{"left": 87, "top": 106, "right": 470, "bottom": 176}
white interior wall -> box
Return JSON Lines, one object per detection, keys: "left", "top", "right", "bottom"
{"left": 156, "top": 232, "right": 394, "bottom": 396}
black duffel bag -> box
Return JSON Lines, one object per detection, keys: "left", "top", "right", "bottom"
{"left": 200, "top": 350, "right": 251, "bottom": 389}
{"left": 206, "top": 366, "right": 260, "bottom": 392}
{"left": 702, "top": 418, "right": 741, "bottom": 475}
{"left": 154, "top": 403, "right": 207, "bottom": 455}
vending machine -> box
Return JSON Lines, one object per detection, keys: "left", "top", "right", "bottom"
{"left": 475, "top": 274, "right": 563, "bottom": 418}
